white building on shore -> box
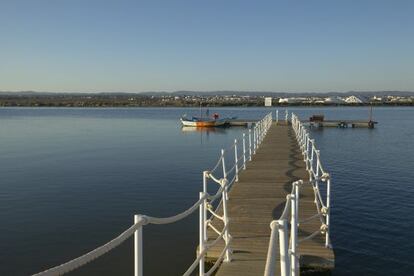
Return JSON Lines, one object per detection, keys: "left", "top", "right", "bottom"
{"left": 278, "top": 97, "right": 308, "bottom": 104}
{"left": 324, "top": 97, "right": 345, "bottom": 104}
{"left": 344, "top": 95, "right": 367, "bottom": 104}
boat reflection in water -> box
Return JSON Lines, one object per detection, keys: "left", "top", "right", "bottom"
{"left": 181, "top": 126, "right": 228, "bottom": 134}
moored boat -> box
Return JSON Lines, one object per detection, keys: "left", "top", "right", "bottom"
{"left": 180, "top": 116, "right": 227, "bottom": 127}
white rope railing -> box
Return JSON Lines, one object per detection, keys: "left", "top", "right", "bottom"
{"left": 32, "top": 216, "right": 147, "bottom": 276}
{"left": 33, "top": 112, "right": 274, "bottom": 276}
{"left": 292, "top": 113, "right": 331, "bottom": 248}
{"left": 264, "top": 112, "right": 332, "bottom": 276}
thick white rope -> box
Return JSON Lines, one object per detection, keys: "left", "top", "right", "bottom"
{"left": 146, "top": 195, "right": 207, "bottom": 225}
{"left": 207, "top": 223, "right": 229, "bottom": 250}
{"left": 279, "top": 194, "right": 292, "bottom": 220}
{"left": 33, "top": 217, "right": 147, "bottom": 276}
{"left": 226, "top": 163, "right": 237, "bottom": 175}
{"left": 207, "top": 172, "right": 222, "bottom": 185}
{"left": 298, "top": 229, "right": 321, "bottom": 243}
{"left": 183, "top": 223, "right": 229, "bottom": 276}
{"left": 207, "top": 222, "right": 222, "bottom": 236}
{"left": 207, "top": 206, "right": 225, "bottom": 222}
{"left": 207, "top": 184, "right": 225, "bottom": 203}
{"left": 205, "top": 241, "right": 232, "bottom": 276}
{"left": 209, "top": 154, "right": 223, "bottom": 174}
{"left": 34, "top": 195, "right": 209, "bottom": 276}
{"left": 298, "top": 213, "right": 320, "bottom": 224}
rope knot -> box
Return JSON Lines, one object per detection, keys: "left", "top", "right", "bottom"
{"left": 270, "top": 220, "right": 279, "bottom": 230}
{"left": 205, "top": 171, "right": 211, "bottom": 178}
{"left": 321, "top": 207, "right": 329, "bottom": 216}
{"left": 138, "top": 215, "right": 150, "bottom": 225}
{"left": 320, "top": 224, "right": 328, "bottom": 234}
{"left": 321, "top": 172, "right": 330, "bottom": 181}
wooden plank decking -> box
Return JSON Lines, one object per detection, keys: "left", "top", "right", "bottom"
{"left": 205, "top": 122, "right": 334, "bottom": 275}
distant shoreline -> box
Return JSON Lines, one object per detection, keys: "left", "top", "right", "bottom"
{"left": 0, "top": 102, "right": 412, "bottom": 108}
{"left": 0, "top": 93, "right": 413, "bottom": 107}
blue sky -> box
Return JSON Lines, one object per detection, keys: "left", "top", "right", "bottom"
{"left": 1, "top": 0, "right": 413, "bottom": 92}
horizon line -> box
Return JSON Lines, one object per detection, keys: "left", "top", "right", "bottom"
{"left": 1, "top": 90, "right": 414, "bottom": 94}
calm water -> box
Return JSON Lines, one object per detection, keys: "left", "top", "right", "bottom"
{"left": 0, "top": 107, "right": 413, "bottom": 276}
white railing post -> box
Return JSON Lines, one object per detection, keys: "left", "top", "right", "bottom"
{"left": 305, "top": 136, "right": 310, "bottom": 170}
{"left": 315, "top": 150, "right": 320, "bottom": 192}
{"left": 134, "top": 215, "right": 143, "bottom": 276}
{"left": 242, "top": 133, "right": 246, "bottom": 170}
{"left": 262, "top": 119, "right": 265, "bottom": 140}
{"left": 285, "top": 109, "right": 288, "bottom": 123}
{"left": 259, "top": 123, "right": 262, "bottom": 144}
{"left": 302, "top": 131, "right": 306, "bottom": 154}
{"left": 264, "top": 221, "right": 278, "bottom": 276}
{"left": 199, "top": 192, "right": 205, "bottom": 276}
{"left": 276, "top": 109, "right": 279, "bottom": 123}
{"left": 249, "top": 129, "right": 252, "bottom": 161}
{"left": 253, "top": 127, "right": 257, "bottom": 154}
{"left": 290, "top": 192, "right": 298, "bottom": 276}
{"left": 221, "top": 179, "right": 231, "bottom": 262}
{"left": 303, "top": 134, "right": 308, "bottom": 162}
{"left": 310, "top": 141, "right": 315, "bottom": 174}
{"left": 202, "top": 171, "right": 208, "bottom": 241}
{"left": 221, "top": 149, "right": 227, "bottom": 179}
{"left": 203, "top": 171, "right": 207, "bottom": 194}
{"left": 234, "top": 139, "right": 239, "bottom": 182}
{"left": 295, "top": 182, "right": 300, "bottom": 227}
{"left": 326, "top": 177, "right": 331, "bottom": 248}
{"left": 297, "top": 125, "right": 300, "bottom": 141}
{"left": 261, "top": 121, "right": 264, "bottom": 142}
{"left": 279, "top": 219, "right": 290, "bottom": 276}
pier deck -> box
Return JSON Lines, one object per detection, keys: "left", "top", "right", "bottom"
{"left": 206, "top": 122, "right": 334, "bottom": 275}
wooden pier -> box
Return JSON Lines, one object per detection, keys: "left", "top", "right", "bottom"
{"left": 229, "top": 118, "right": 378, "bottom": 128}
{"left": 33, "top": 113, "right": 333, "bottom": 276}
{"left": 205, "top": 122, "right": 334, "bottom": 275}
{"left": 303, "top": 120, "right": 377, "bottom": 128}
{"left": 227, "top": 119, "right": 256, "bottom": 126}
